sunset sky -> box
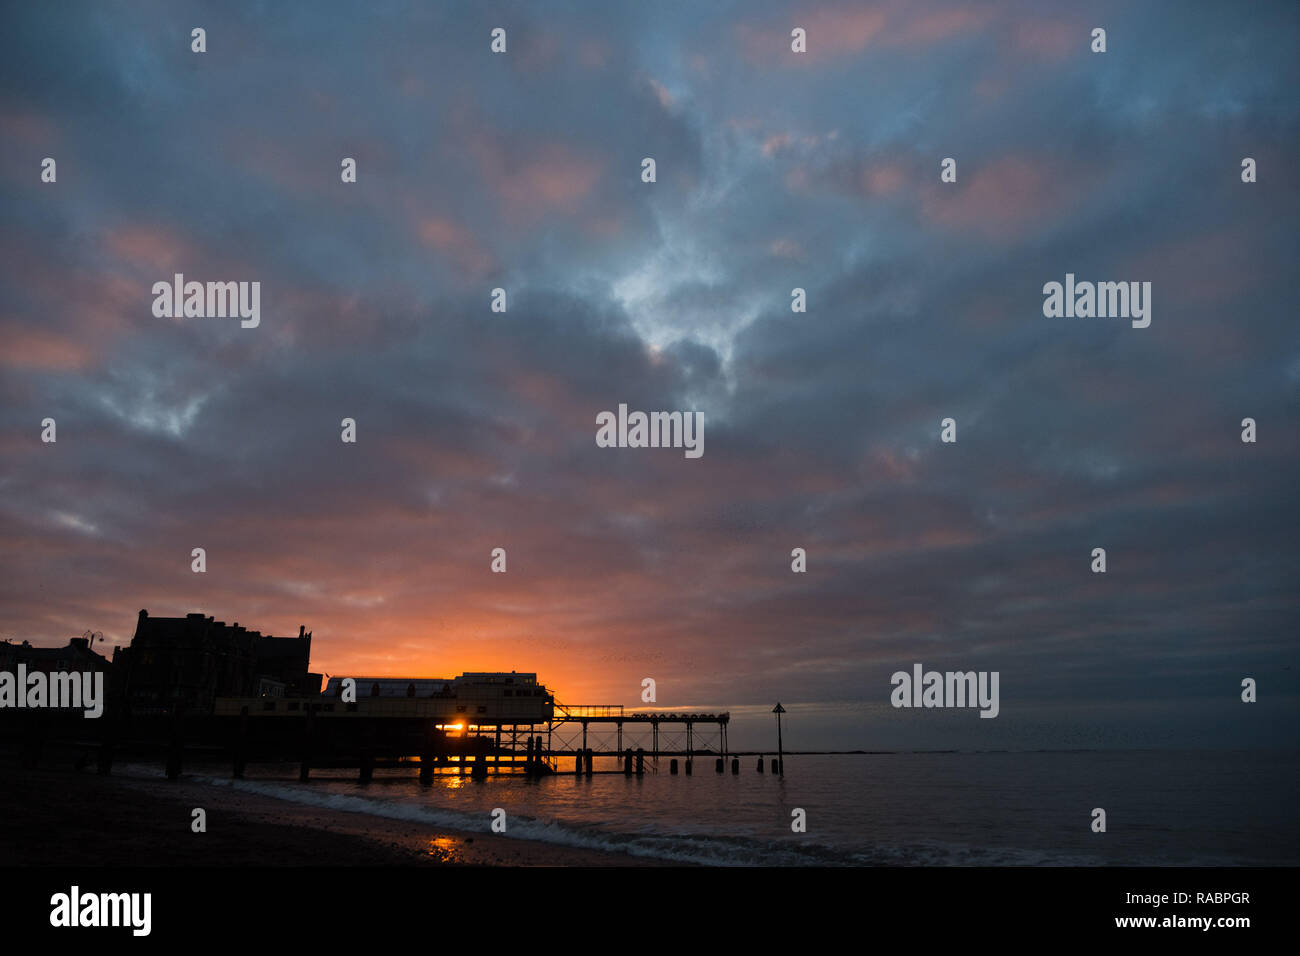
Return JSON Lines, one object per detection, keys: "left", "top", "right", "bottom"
{"left": 2, "top": 1, "right": 1297, "bottom": 750}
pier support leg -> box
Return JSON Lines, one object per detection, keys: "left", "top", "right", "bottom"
{"left": 21, "top": 712, "right": 45, "bottom": 769}
{"left": 231, "top": 706, "right": 248, "bottom": 779}
{"left": 471, "top": 737, "right": 488, "bottom": 779}
{"left": 167, "top": 707, "right": 186, "bottom": 781}
{"left": 98, "top": 710, "right": 118, "bottom": 777}
{"left": 297, "top": 704, "right": 312, "bottom": 782}
{"left": 359, "top": 721, "right": 375, "bottom": 783}
{"left": 420, "top": 722, "right": 435, "bottom": 785}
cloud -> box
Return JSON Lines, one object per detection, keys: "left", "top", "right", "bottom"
{"left": 0, "top": 0, "right": 1297, "bottom": 749}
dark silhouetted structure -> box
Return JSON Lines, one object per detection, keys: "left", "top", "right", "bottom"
{"left": 0, "top": 636, "right": 111, "bottom": 675}
{"left": 112, "top": 610, "right": 321, "bottom": 715}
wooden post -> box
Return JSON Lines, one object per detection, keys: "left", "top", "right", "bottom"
{"left": 22, "top": 711, "right": 45, "bottom": 769}
{"left": 359, "top": 720, "right": 374, "bottom": 783}
{"left": 97, "top": 708, "right": 117, "bottom": 776}
{"left": 297, "top": 702, "right": 313, "bottom": 782}
{"left": 773, "top": 703, "right": 786, "bottom": 778}
{"left": 471, "top": 735, "right": 488, "bottom": 778}
{"left": 166, "top": 705, "right": 185, "bottom": 780}
{"left": 420, "top": 721, "right": 435, "bottom": 785}
{"left": 232, "top": 705, "right": 249, "bottom": 779}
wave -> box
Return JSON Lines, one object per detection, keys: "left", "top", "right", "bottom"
{"left": 165, "top": 769, "right": 1112, "bottom": 867}
{"left": 112, "top": 762, "right": 1261, "bottom": 867}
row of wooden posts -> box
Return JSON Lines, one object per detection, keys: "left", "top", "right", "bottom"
{"left": 15, "top": 708, "right": 786, "bottom": 782}
{"left": 610, "top": 749, "right": 784, "bottom": 776}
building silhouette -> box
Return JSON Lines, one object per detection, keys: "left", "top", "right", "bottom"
{"left": 112, "top": 610, "right": 320, "bottom": 716}
{"left": 0, "top": 636, "right": 110, "bottom": 675}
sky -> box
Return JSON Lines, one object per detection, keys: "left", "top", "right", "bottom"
{"left": 1, "top": 1, "right": 1297, "bottom": 750}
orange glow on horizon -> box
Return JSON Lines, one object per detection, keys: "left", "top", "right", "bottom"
{"left": 303, "top": 609, "right": 630, "bottom": 706}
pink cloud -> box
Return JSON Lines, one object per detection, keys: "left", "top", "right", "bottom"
{"left": 417, "top": 216, "right": 495, "bottom": 277}
{"left": 863, "top": 162, "right": 906, "bottom": 195}
{"left": 762, "top": 133, "right": 793, "bottom": 157}
{"left": 803, "top": 5, "right": 889, "bottom": 55}
{"left": 922, "top": 154, "right": 1081, "bottom": 239}
{"left": 0, "top": 322, "right": 95, "bottom": 371}
{"left": 583, "top": 213, "right": 624, "bottom": 237}
{"left": 0, "top": 103, "right": 57, "bottom": 145}
{"left": 768, "top": 238, "right": 806, "bottom": 260}
{"left": 737, "top": 2, "right": 995, "bottom": 64}
{"left": 1014, "top": 19, "right": 1082, "bottom": 60}
{"left": 1129, "top": 228, "right": 1258, "bottom": 308}
{"left": 470, "top": 136, "right": 604, "bottom": 220}
{"left": 579, "top": 38, "right": 611, "bottom": 69}
{"left": 737, "top": 5, "right": 886, "bottom": 63}
{"left": 104, "top": 224, "right": 198, "bottom": 272}
{"left": 647, "top": 78, "right": 675, "bottom": 110}
{"left": 897, "top": 7, "right": 989, "bottom": 45}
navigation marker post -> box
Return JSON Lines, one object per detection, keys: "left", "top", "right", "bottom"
{"left": 773, "top": 703, "right": 786, "bottom": 777}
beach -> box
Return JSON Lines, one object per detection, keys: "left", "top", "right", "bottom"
{"left": 0, "top": 763, "right": 662, "bottom": 867}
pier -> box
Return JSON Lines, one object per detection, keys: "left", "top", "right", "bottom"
{"left": 546, "top": 703, "right": 730, "bottom": 774}
{"left": 0, "top": 696, "right": 808, "bottom": 786}
{"left": 0, "top": 617, "right": 766, "bottom": 783}
{"left": 204, "top": 697, "right": 731, "bottom": 779}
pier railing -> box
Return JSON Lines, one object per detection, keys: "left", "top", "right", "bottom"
{"left": 554, "top": 703, "right": 624, "bottom": 718}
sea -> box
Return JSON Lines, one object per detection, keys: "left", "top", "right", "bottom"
{"left": 137, "top": 749, "right": 1299, "bottom": 866}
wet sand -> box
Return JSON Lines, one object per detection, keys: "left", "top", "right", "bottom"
{"left": 0, "top": 764, "right": 664, "bottom": 866}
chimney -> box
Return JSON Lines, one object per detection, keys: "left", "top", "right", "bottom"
{"left": 299, "top": 625, "right": 305, "bottom": 639}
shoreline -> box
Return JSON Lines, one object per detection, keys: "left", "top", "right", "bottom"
{"left": 0, "top": 763, "right": 669, "bottom": 867}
